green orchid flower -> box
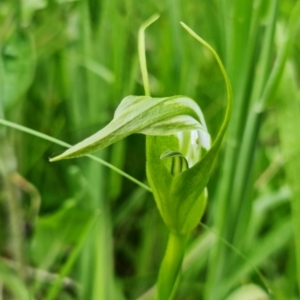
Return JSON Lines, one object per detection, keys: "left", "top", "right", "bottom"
{"left": 146, "top": 120, "right": 211, "bottom": 235}
{"left": 50, "top": 92, "right": 211, "bottom": 234}
{"left": 50, "top": 17, "right": 232, "bottom": 300}
{"left": 50, "top": 26, "right": 230, "bottom": 236}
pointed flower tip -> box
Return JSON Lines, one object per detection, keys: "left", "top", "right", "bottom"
{"left": 153, "top": 13, "right": 160, "bottom": 21}
{"left": 49, "top": 156, "right": 60, "bottom": 162}
{"left": 49, "top": 153, "right": 66, "bottom": 162}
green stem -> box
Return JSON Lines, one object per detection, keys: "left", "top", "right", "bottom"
{"left": 156, "top": 232, "right": 188, "bottom": 300}
{"left": 138, "top": 14, "right": 160, "bottom": 97}
{"left": 0, "top": 118, "right": 151, "bottom": 192}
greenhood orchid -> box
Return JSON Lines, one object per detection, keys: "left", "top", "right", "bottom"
{"left": 50, "top": 18, "right": 232, "bottom": 300}
{"left": 50, "top": 93, "right": 212, "bottom": 234}
{"left": 50, "top": 21, "right": 231, "bottom": 235}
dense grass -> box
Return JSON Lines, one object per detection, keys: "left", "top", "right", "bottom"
{"left": 0, "top": 0, "right": 300, "bottom": 299}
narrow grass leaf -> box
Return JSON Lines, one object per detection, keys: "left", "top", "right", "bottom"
{"left": 44, "top": 211, "right": 99, "bottom": 300}
{"left": 277, "top": 62, "right": 300, "bottom": 294}
{"left": 219, "top": 218, "right": 292, "bottom": 299}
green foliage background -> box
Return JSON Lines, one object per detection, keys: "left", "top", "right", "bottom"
{"left": 0, "top": 0, "right": 300, "bottom": 299}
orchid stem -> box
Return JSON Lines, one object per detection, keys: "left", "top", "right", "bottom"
{"left": 156, "top": 232, "right": 188, "bottom": 300}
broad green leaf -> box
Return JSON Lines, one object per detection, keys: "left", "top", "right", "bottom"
{"left": 50, "top": 95, "right": 208, "bottom": 161}
{"left": 31, "top": 199, "right": 91, "bottom": 266}
{"left": 0, "top": 31, "right": 35, "bottom": 107}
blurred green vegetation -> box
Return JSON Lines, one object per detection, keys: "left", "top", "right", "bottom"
{"left": 0, "top": 0, "right": 300, "bottom": 299}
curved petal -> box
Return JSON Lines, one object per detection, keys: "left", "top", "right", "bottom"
{"left": 50, "top": 95, "right": 208, "bottom": 161}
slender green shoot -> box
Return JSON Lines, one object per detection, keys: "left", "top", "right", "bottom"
{"left": 180, "top": 22, "right": 232, "bottom": 146}
{"left": 138, "top": 14, "right": 160, "bottom": 96}
{"left": 199, "top": 222, "right": 273, "bottom": 296}
{"left": 0, "top": 118, "right": 152, "bottom": 192}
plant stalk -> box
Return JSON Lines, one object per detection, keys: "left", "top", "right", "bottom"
{"left": 156, "top": 232, "right": 188, "bottom": 300}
